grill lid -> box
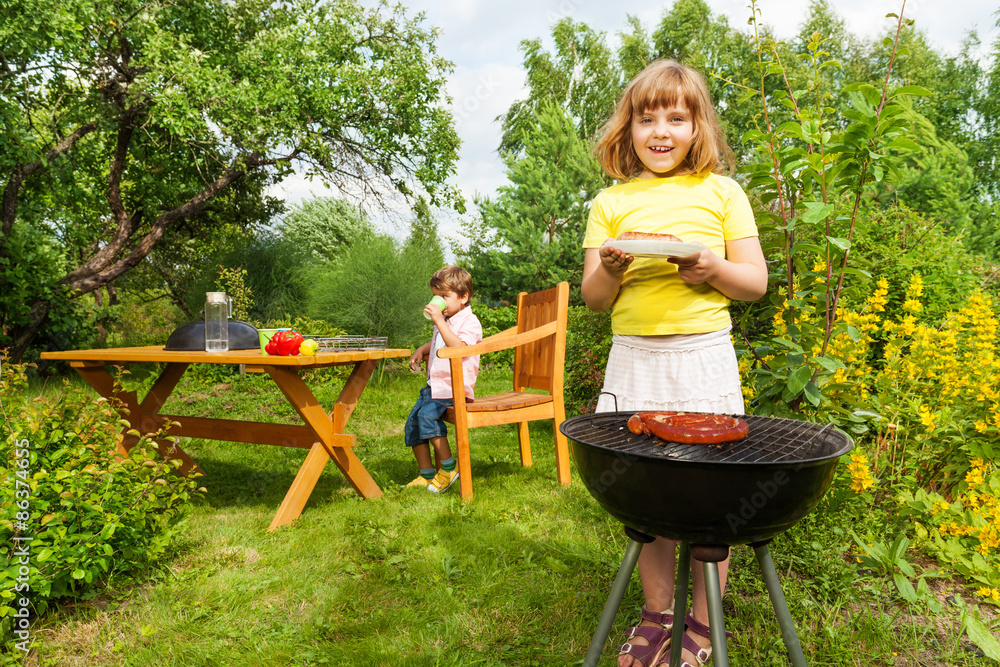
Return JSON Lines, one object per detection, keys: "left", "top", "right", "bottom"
{"left": 164, "top": 320, "right": 260, "bottom": 351}
{"left": 560, "top": 412, "right": 852, "bottom": 465}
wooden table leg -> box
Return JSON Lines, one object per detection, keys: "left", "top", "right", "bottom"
{"left": 71, "top": 362, "right": 202, "bottom": 476}
{"left": 267, "top": 442, "right": 330, "bottom": 531}
{"left": 265, "top": 360, "right": 383, "bottom": 530}
{"left": 138, "top": 362, "right": 202, "bottom": 476}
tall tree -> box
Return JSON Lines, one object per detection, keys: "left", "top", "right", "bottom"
{"left": 651, "top": 0, "right": 761, "bottom": 152}
{"left": 280, "top": 197, "right": 375, "bottom": 263}
{"left": 461, "top": 104, "right": 605, "bottom": 305}
{"left": 498, "top": 18, "right": 623, "bottom": 154}
{"left": 404, "top": 196, "right": 446, "bottom": 271}
{"left": 0, "top": 0, "right": 460, "bottom": 361}
{"left": 971, "top": 16, "right": 1000, "bottom": 200}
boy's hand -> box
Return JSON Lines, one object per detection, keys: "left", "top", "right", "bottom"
{"left": 409, "top": 351, "right": 424, "bottom": 372}
{"left": 424, "top": 302, "right": 445, "bottom": 325}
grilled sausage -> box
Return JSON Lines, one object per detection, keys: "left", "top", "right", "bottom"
{"left": 628, "top": 411, "right": 749, "bottom": 445}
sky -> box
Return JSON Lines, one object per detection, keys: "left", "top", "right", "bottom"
{"left": 267, "top": 0, "right": 999, "bottom": 243}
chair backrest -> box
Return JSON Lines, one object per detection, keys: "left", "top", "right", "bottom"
{"left": 513, "top": 282, "right": 569, "bottom": 393}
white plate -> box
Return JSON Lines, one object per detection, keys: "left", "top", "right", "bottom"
{"left": 602, "top": 239, "right": 707, "bottom": 258}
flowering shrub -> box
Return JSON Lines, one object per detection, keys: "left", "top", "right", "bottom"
{"left": 900, "top": 458, "right": 1000, "bottom": 595}
{"left": 846, "top": 452, "right": 875, "bottom": 494}
{"left": 750, "top": 275, "right": 1000, "bottom": 598}
{"left": 869, "top": 288, "right": 998, "bottom": 489}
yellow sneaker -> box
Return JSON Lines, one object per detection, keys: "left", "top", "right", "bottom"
{"left": 404, "top": 475, "right": 433, "bottom": 488}
{"left": 427, "top": 468, "right": 459, "bottom": 494}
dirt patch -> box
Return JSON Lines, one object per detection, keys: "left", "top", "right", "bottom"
{"left": 180, "top": 392, "right": 210, "bottom": 404}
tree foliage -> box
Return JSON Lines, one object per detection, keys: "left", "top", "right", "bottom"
{"left": 305, "top": 233, "right": 443, "bottom": 348}
{"left": 461, "top": 104, "right": 604, "bottom": 305}
{"left": 0, "top": 0, "right": 460, "bottom": 361}
{"left": 472, "top": 0, "right": 999, "bottom": 311}
{"left": 498, "top": 18, "right": 623, "bottom": 155}
{"left": 279, "top": 197, "right": 375, "bottom": 263}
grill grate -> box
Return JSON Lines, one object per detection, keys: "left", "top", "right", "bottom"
{"left": 561, "top": 413, "right": 850, "bottom": 465}
{"left": 311, "top": 335, "right": 388, "bottom": 351}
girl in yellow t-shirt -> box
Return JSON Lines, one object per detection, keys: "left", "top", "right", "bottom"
{"left": 581, "top": 59, "right": 767, "bottom": 667}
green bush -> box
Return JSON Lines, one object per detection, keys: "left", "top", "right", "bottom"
{"left": 0, "top": 224, "right": 100, "bottom": 363}
{"left": 850, "top": 205, "right": 986, "bottom": 322}
{"left": 468, "top": 303, "right": 611, "bottom": 413}
{"left": 470, "top": 301, "right": 516, "bottom": 368}
{"left": 0, "top": 358, "right": 203, "bottom": 649}
{"left": 102, "top": 295, "right": 187, "bottom": 349}
{"left": 305, "top": 234, "right": 444, "bottom": 349}
{"left": 184, "top": 234, "right": 311, "bottom": 325}
{"left": 565, "top": 306, "right": 612, "bottom": 415}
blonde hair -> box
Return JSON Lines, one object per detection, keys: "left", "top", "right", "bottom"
{"left": 430, "top": 265, "right": 474, "bottom": 300}
{"left": 594, "top": 59, "right": 733, "bottom": 181}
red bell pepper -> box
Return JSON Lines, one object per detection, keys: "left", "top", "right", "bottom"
{"left": 272, "top": 330, "right": 304, "bottom": 356}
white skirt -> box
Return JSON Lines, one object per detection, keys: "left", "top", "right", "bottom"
{"left": 595, "top": 328, "right": 745, "bottom": 415}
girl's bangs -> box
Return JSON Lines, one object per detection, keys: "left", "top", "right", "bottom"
{"left": 629, "top": 69, "right": 687, "bottom": 114}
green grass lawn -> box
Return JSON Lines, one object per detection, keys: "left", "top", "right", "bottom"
{"left": 24, "top": 362, "right": 997, "bottom": 666}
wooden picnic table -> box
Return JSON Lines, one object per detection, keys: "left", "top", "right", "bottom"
{"left": 40, "top": 345, "right": 409, "bottom": 530}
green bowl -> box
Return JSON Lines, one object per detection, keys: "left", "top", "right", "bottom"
{"left": 258, "top": 328, "right": 290, "bottom": 355}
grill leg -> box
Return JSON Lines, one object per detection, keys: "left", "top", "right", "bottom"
{"left": 582, "top": 537, "right": 646, "bottom": 667}
{"left": 702, "top": 560, "right": 731, "bottom": 667}
{"left": 666, "top": 543, "right": 690, "bottom": 667}
{"left": 753, "top": 543, "right": 808, "bottom": 667}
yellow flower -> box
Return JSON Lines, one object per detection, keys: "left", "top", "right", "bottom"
{"left": 846, "top": 452, "right": 874, "bottom": 493}
{"left": 867, "top": 280, "right": 889, "bottom": 314}
{"left": 919, "top": 405, "right": 936, "bottom": 432}
{"left": 976, "top": 587, "right": 1000, "bottom": 600}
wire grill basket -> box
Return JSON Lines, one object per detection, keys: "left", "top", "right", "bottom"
{"left": 312, "top": 335, "right": 388, "bottom": 351}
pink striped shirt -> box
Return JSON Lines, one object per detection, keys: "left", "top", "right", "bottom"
{"left": 428, "top": 306, "right": 482, "bottom": 400}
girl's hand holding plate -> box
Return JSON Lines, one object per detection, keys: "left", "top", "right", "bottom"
{"left": 599, "top": 242, "right": 634, "bottom": 276}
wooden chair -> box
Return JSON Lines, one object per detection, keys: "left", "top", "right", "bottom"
{"left": 437, "top": 282, "right": 572, "bottom": 500}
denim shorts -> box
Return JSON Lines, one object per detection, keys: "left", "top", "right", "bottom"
{"left": 404, "top": 385, "right": 453, "bottom": 447}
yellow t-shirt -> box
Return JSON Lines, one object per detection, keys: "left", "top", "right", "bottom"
{"left": 583, "top": 172, "right": 758, "bottom": 335}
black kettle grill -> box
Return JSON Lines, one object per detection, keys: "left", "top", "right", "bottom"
{"left": 559, "top": 411, "right": 853, "bottom": 667}
{"left": 164, "top": 320, "right": 260, "bottom": 351}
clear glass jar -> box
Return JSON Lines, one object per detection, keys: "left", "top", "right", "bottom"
{"left": 204, "top": 292, "right": 232, "bottom": 352}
